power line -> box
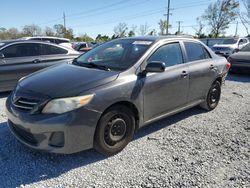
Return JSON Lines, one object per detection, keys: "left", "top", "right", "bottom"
{"left": 70, "top": 8, "right": 165, "bottom": 28}
{"left": 65, "top": 0, "right": 152, "bottom": 22}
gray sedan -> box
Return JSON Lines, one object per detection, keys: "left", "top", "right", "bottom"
{"left": 0, "top": 40, "right": 80, "bottom": 92}
{"left": 6, "top": 36, "right": 230, "bottom": 156}
{"left": 228, "top": 43, "right": 250, "bottom": 73}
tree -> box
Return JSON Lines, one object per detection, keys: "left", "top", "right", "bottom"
{"left": 53, "top": 24, "right": 74, "bottom": 39}
{"left": 158, "top": 19, "right": 171, "bottom": 35}
{"left": 202, "top": 0, "right": 239, "bottom": 38}
{"left": 95, "top": 34, "right": 110, "bottom": 43}
{"left": 128, "top": 30, "right": 135, "bottom": 37}
{"left": 53, "top": 24, "right": 66, "bottom": 37}
{"left": 113, "top": 23, "right": 128, "bottom": 38}
{"left": 44, "top": 27, "right": 55, "bottom": 36}
{"left": 76, "top": 33, "right": 94, "bottom": 42}
{"left": 138, "top": 23, "right": 150, "bottom": 36}
{"left": 148, "top": 29, "right": 156, "bottom": 36}
{"left": 193, "top": 17, "right": 206, "bottom": 38}
{"left": 23, "top": 24, "right": 42, "bottom": 36}
{"left": 239, "top": 0, "right": 250, "bottom": 35}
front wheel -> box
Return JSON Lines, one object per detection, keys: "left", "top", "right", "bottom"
{"left": 200, "top": 81, "right": 221, "bottom": 111}
{"left": 94, "top": 105, "right": 135, "bottom": 156}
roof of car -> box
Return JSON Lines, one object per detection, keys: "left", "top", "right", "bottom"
{"left": 0, "top": 40, "right": 68, "bottom": 49}
{"left": 20, "top": 36, "right": 70, "bottom": 41}
{"left": 120, "top": 35, "right": 194, "bottom": 42}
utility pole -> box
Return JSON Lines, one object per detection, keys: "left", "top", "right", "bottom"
{"left": 177, "top": 21, "right": 183, "bottom": 34}
{"left": 63, "top": 12, "right": 66, "bottom": 29}
{"left": 166, "top": 0, "right": 171, "bottom": 35}
{"left": 234, "top": 21, "right": 238, "bottom": 37}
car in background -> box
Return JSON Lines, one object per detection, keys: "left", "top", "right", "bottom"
{"left": 6, "top": 36, "right": 230, "bottom": 156}
{"left": 212, "top": 38, "right": 249, "bottom": 58}
{"left": 227, "top": 43, "right": 250, "bottom": 73}
{"left": 72, "top": 42, "right": 95, "bottom": 53}
{"left": 20, "top": 36, "right": 73, "bottom": 49}
{"left": 0, "top": 40, "right": 80, "bottom": 92}
{"left": 199, "top": 38, "right": 225, "bottom": 49}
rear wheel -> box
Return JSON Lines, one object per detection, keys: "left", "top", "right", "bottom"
{"left": 200, "top": 81, "right": 221, "bottom": 111}
{"left": 94, "top": 105, "right": 135, "bottom": 156}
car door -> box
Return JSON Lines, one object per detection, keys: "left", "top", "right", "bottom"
{"left": 142, "top": 42, "right": 189, "bottom": 122}
{"left": 182, "top": 41, "right": 217, "bottom": 103}
{"left": 37, "top": 43, "right": 74, "bottom": 69}
{"left": 0, "top": 43, "right": 41, "bottom": 91}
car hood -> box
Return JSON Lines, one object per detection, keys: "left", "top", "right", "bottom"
{"left": 19, "top": 63, "right": 119, "bottom": 98}
{"left": 229, "top": 52, "right": 250, "bottom": 61}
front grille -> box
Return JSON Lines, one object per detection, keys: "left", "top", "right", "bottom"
{"left": 13, "top": 97, "right": 40, "bottom": 112}
{"left": 10, "top": 122, "right": 38, "bottom": 145}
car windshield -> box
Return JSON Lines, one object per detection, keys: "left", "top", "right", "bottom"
{"left": 74, "top": 39, "right": 153, "bottom": 71}
{"left": 220, "top": 39, "right": 238, "bottom": 45}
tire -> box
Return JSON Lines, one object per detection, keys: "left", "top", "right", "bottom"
{"left": 200, "top": 81, "right": 221, "bottom": 111}
{"left": 94, "top": 105, "right": 135, "bottom": 156}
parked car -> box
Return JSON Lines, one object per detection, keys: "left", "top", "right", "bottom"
{"left": 212, "top": 38, "right": 249, "bottom": 58}
{"left": 227, "top": 43, "right": 250, "bottom": 73}
{"left": 0, "top": 40, "right": 80, "bottom": 92}
{"left": 20, "top": 36, "right": 73, "bottom": 49}
{"left": 6, "top": 36, "right": 230, "bottom": 156}
{"left": 72, "top": 42, "right": 94, "bottom": 53}
{"left": 199, "top": 38, "right": 225, "bottom": 49}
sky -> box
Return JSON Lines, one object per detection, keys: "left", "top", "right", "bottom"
{"left": 1, "top": 0, "right": 249, "bottom": 38}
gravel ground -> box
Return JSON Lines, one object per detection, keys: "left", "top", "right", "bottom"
{"left": 0, "top": 74, "right": 249, "bottom": 188}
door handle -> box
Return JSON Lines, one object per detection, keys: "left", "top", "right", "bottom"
{"left": 181, "top": 71, "right": 188, "bottom": 77}
{"left": 209, "top": 64, "right": 215, "bottom": 69}
{"left": 33, "top": 59, "right": 41, "bottom": 63}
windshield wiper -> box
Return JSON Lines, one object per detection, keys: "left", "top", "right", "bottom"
{"left": 72, "top": 59, "right": 111, "bottom": 71}
{"left": 87, "top": 62, "right": 111, "bottom": 71}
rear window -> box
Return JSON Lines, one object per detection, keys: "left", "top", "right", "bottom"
{"left": 40, "top": 44, "right": 68, "bottom": 55}
{"left": 184, "top": 42, "right": 211, "bottom": 62}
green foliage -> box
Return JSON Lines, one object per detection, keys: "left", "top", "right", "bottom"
{"left": 75, "top": 34, "right": 94, "bottom": 42}
{"left": 95, "top": 34, "right": 110, "bottom": 43}
{"left": 128, "top": 30, "right": 135, "bottom": 37}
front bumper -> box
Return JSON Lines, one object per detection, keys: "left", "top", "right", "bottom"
{"left": 6, "top": 95, "right": 102, "bottom": 154}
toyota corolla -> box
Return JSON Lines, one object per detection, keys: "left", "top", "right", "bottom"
{"left": 6, "top": 36, "right": 230, "bottom": 156}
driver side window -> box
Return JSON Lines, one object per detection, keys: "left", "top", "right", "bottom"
{"left": 148, "top": 43, "right": 183, "bottom": 67}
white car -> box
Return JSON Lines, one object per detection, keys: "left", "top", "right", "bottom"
{"left": 20, "top": 36, "right": 74, "bottom": 49}
{"left": 212, "top": 38, "right": 249, "bottom": 57}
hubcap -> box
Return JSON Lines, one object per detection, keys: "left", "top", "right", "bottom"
{"left": 104, "top": 115, "right": 127, "bottom": 146}
{"left": 210, "top": 85, "right": 220, "bottom": 106}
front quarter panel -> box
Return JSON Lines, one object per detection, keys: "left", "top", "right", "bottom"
{"left": 85, "top": 71, "right": 144, "bottom": 126}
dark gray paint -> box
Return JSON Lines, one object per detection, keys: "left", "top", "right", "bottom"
{"left": 6, "top": 36, "right": 229, "bottom": 154}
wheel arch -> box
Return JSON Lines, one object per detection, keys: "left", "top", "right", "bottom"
{"left": 98, "top": 101, "right": 140, "bottom": 132}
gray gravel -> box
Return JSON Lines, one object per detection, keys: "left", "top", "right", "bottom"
{"left": 0, "top": 74, "right": 249, "bottom": 188}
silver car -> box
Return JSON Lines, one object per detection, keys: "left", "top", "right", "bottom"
{"left": 0, "top": 40, "right": 79, "bottom": 92}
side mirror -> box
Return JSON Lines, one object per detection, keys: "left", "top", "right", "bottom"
{"left": 145, "top": 61, "right": 165, "bottom": 73}
{"left": 234, "top": 48, "right": 240, "bottom": 53}
{"left": 0, "top": 52, "right": 4, "bottom": 59}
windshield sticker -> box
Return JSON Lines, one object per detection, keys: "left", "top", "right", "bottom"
{"left": 133, "top": 41, "right": 152, "bottom": 45}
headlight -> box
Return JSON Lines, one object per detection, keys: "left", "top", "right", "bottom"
{"left": 42, "top": 94, "right": 94, "bottom": 114}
